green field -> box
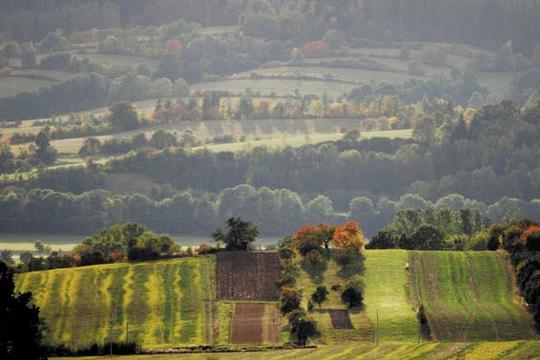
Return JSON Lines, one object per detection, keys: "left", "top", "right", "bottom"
{"left": 14, "top": 250, "right": 539, "bottom": 352}
{"left": 296, "top": 250, "right": 418, "bottom": 344}
{"left": 409, "top": 251, "right": 538, "bottom": 341}
{"left": 363, "top": 250, "right": 418, "bottom": 342}
{"left": 0, "top": 76, "right": 56, "bottom": 97}
{"left": 16, "top": 257, "right": 216, "bottom": 350}
{"left": 191, "top": 78, "right": 358, "bottom": 97}
{"left": 54, "top": 341, "right": 540, "bottom": 359}
{"left": 235, "top": 66, "right": 426, "bottom": 84}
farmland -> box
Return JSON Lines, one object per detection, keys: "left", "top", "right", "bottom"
{"left": 409, "top": 251, "right": 538, "bottom": 341}
{"left": 54, "top": 341, "right": 540, "bottom": 359}
{"left": 230, "top": 303, "right": 284, "bottom": 345}
{"left": 216, "top": 252, "right": 281, "bottom": 301}
{"left": 296, "top": 250, "right": 418, "bottom": 344}
{"left": 0, "top": 76, "right": 56, "bottom": 98}
{"left": 11, "top": 250, "right": 540, "bottom": 354}
{"left": 15, "top": 258, "right": 216, "bottom": 350}
{"left": 191, "top": 78, "right": 358, "bottom": 97}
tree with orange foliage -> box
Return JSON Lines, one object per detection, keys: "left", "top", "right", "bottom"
{"left": 332, "top": 221, "right": 365, "bottom": 251}
{"left": 521, "top": 225, "right": 540, "bottom": 251}
{"left": 293, "top": 223, "right": 336, "bottom": 257}
{"left": 293, "top": 224, "right": 324, "bottom": 256}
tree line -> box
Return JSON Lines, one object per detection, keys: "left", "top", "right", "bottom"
{"left": 0, "top": 183, "right": 539, "bottom": 237}
{"left": 96, "top": 101, "right": 540, "bottom": 204}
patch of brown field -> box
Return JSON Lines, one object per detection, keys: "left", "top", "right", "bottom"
{"left": 230, "top": 303, "right": 265, "bottom": 344}
{"left": 328, "top": 309, "right": 354, "bottom": 329}
{"left": 264, "top": 304, "right": 282, "bottom": 344}
{"left": 216, "top": 252, "right": 281, "bottom": 301}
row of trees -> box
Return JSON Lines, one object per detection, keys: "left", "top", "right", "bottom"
{"left": 368, "top": 208, "right": 492, "bottom": 251}
{"left": 1, "top": 182, "right": 539, "bottom": 237}
{"left": 487, "top": 220, "right": 540, "bottom": 330}
{"left": 99, "top": 101, "right": 540, "bottom": 204}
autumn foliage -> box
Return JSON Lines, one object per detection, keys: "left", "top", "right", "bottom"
{"left": 332, "top": 221, "right": 366, "bottom": 251}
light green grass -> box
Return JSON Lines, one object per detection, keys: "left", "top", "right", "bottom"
{"left": 363, "top": 250, "right": 418, "bottom": 342}
{"left": 409, "top": 251, "right": 538, "bottom": 341}
{"left": 196, "top": 129, "right": 412, "bottom": 153}
{"left": 0, "top": 76, "right": 56, "bottom": 97}
{"left": 15, "top": 257, "right": 216, "bottom": 350}
{"left": 52, "top": 341, "right": 540, "bottom": 359}
{"left": 72, "top": 53, "right": 159, "bottom": 70}
{"left": 191, "top": 78, "right": 358, "bottom": 97}
{"left": 296, "top": 250, "right": 418, "bottom": 344}
{"left": 236, "top": 66, "right": 426, "bottom": 83}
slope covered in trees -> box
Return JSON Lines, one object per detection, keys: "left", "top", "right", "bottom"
{"left": 2, "top": 0, "right": 539, "bottom": 53}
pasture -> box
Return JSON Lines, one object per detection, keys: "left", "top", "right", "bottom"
{"left": 296, "top": 250, "right": 418, "bottom": 344}
{"left": 409, "top": 251, "right": 538, "bottom": 341}
{"left": 15, "top": 257, "right": 216, "bottom": 350}
{"left": 53, "top": 341, "right": 540, "bottom": 359}
{"left": 0, "top": 76, "right": 56, "bottom": 98}
{"left": 235, "top": 66, "right": 426, "bottom": 84}
{"left": 191, "top": 78, "right": 358, "bottom": 97}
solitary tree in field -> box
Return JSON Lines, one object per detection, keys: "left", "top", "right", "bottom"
{"left": 212, "top": 217, "right": 258, "bottom": 251}
{"left": 108, "top": 102, "right": 139, "bottom": 131}
{"left": 311, "top": 286, "right": 329, "bottom": 309}
{"left": 279, "top": 286, "right": 302, "bottom": 315}
{"left": 341, "top": 278, "right": 364, "bottom": 308}
{"left": 290, "top": 314, "right": 319, "bottom": 346}
{"left": 0, "top": 261, "right": 47, "bottom": 359}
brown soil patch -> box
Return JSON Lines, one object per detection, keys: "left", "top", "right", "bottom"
{"left": 265, "top": 304, "right": 282, "bottom": 343}
{"left": 216, "top": 252, "right": 281, "bottom": 301}
{"left": 230, "top": 303, "right": 265, "bottom": 344}
{"left": 328, "top": 309, "right": 354, "bottom": 329}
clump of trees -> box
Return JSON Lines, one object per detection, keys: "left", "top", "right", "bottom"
{"left": 341, "top": 277, "right": 364, "bottom": 308}
{"left": 368, "top": 208, "right": 491, "bottom": 250}
{"left": 212, "top": 217, "right": 259, "bottom": 251}
{"left": 488, "top": 219, "right": 540, "bottom": 330}
{"left": 14, "top": 223, "right": 183, "bottom": 272}
{"left": 0, "top": 261, "right": 47, "bottom": 359}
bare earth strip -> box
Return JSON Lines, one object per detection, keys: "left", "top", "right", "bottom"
{"left": 216, "top": 252, "right": 281, "bottom": 301}
{"left": 230, "top": 303, "right": 265, "bottom": 344}
{"left": 328, "top": 309, "right": 354, "bottom": 329}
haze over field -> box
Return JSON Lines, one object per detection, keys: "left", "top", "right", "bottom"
{"left": 0, "top": 1, "right": 540, "bottom": 359}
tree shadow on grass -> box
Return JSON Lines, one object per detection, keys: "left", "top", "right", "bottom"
{"left": 336, "top": 252, "right": 366, "bottom": 279}
{"left": 301, "top": 260, "right": 328, "bottom": 285}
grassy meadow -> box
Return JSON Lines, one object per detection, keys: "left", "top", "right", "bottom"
{"left": 53, "top": 341, "right": 540, "bottom": 359}
{"left": 409, "top": 251, "right": 538, "bottom": 341}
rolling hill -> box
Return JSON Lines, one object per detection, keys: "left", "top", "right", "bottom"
{"left": 409, "top": 251, "right": 538, "bottom": 341}
{"left": 15, "top": 250, "right": 538, "bottom": 352}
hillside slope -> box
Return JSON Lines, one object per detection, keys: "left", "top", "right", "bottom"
{"left": 14, "top": 250, "right": 538, "bottom": 351}
{"left": 409, "top": 251, "right": 538, "bottom": 341}
{"left": 15, "top": 257, "right": 216, "bottom": 349}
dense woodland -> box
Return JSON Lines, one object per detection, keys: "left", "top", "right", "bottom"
{"left": 1, "top": 101, "right": 539, "bottom": 236}
{"left": 1, "top": 0, "right": 539, "bottom": 53}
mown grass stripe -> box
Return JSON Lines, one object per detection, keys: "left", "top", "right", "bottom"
{"left": 55, "top": 270, "right": 74, "bottom": 344}
{"left": 409, "top": 251, "right": 537, "bottom": 342}
{"left": 178, "top": 261, "right": 201, "bottom": 343}
{"left": 125, "top": 264, "right": 151, "bottom": 344}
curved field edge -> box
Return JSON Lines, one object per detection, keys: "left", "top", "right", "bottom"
{"left": 51, "top": 341, "right": 540, "bottom": 359}
{"left": 408, "top": 251, "right": 538, "bottom": 341}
